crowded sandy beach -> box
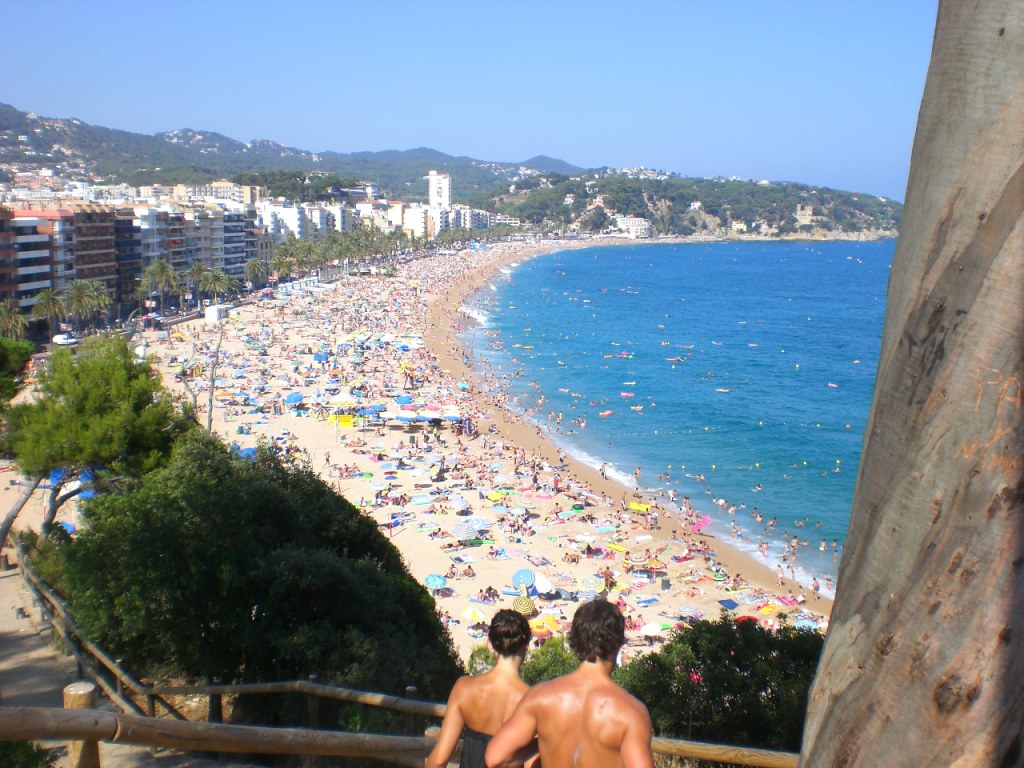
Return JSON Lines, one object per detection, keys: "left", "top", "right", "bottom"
{"left": 2, "top": 237, "right": 832, "bottom": 663}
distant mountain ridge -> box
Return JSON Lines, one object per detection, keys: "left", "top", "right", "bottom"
{"left": 0, "top": 102, "right": 583, "bottom": 198}
{"left": 0, "top": 102, "right": 901, "bottom": 236}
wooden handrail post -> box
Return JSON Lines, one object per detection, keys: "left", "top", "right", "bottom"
{"left": 208, "top": 678, "right": 223, "bottom": 724}
{"left": 307, "top": 674, "right": 320, "bottom": 728}
{"left": 304, "top": 674, "right": 321, "bottom": 768}
{"left": 114, "top": 660, "right": 123, "bottom": 697}
{"left": 404, "top": 685, "right": 418, "bottom": 735}
{"left": 63, "top": 682, "right": 101, "bottom": 768}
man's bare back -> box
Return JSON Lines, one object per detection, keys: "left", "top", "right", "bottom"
{"left": 535, "top": 663, "right": 652, "bottom": 768}
{"left": 488, "top": 599, "right": 653, "bottom": 768}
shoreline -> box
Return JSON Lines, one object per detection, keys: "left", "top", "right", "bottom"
{"left": 2, "top": 235, "right": 833, "bottom": 664}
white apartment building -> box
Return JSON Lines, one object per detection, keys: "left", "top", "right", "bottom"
{"left": 323, "top": 203, "right": 357, "bottom": 233}
{"left": 451, "top": 204, "right": 488, "bottom": 230}
{"left": 426, "top": 170, "right": 451, "bottom": 211}
{"left": 256, "top": 200, "right": 309, "bottom": 241}
{"left": 9, "top": 214, "right": 54, "bottom": 311}
{"left": 614, "top": 215, "right": 653, "bottom": 239}
{"left": 403, "top": 205, "right": 430, "bottom": 240}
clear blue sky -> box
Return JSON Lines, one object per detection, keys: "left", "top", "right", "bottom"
{"left": 6, "top": 1, "right": 938, "bottom": 201}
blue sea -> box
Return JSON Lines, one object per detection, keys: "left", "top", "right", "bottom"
{"left": 460, "top": 239, "right": 894, "bottom": 590}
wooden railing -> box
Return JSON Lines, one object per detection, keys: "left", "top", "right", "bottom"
{"left": 9, "top": 555, "right": 799, "bottom": 768}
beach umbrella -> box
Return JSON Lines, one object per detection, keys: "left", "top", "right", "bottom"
{"left": 424, "top": 574, "right": 447, "bottom": 590}
{"left": 449, "top": 495, "right": 470, "bottom": 512}
{"left": 284, "top": 391, "right": 304, "bottom": 405}
{"left": 512, "top": 569, "right": 536, "bottom": 588}
{"left": 512, "top": 597, "right": 535, "bottom": 616}
{"left": 395, "top": 395, "right": 413, "bottom": 405}
{"left": 463, "top": 606, "right": 489, "bottom": 623}
{"left": 578, "top": 575, "right": 603, "bottom": 592}
{"left": 491, "top": 504, "right": 509, "bottom": 514}
{"left": 534, "top": 572, "right": 555, "bottom": 594}
{"left": 466, "top": 517, "right": 491, "bottom": 531}
{"left": 451, "top": 522, "right": 476, "bottom": 540}
{"left": 443, "top": 414, "right": 462, "bottom": 422}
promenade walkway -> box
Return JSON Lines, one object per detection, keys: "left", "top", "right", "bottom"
{"left": 0, "top": 556, "right": 244, "bottom": 768}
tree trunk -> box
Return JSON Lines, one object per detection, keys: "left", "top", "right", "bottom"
{"left": 800, "top": 2, "right": 1023, "bottom": 766}
{"left": 0, "top": 476, "right": 42, "bottom": 551}
{"left": 205, "top": 326, "right": 225, "bottom": 433}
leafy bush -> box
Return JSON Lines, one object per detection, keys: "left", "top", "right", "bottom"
{"left": 36, "top": 431, "right": 462, "bottom": 711}
{"left": 615, "top": 617, "right": 823, "bottom": 752}
{"left": 0, "top": 741, "right": 57, "bottom": 768}
{"left": 521, "top": 636, "right": 578, "bottom": 684}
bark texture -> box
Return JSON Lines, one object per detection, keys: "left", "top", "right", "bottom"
{"left": 800, "top": 2, "right": 1023, "bottom": 766}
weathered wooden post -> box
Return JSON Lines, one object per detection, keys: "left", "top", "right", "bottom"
{"left": 307, "top": 673, "right": 321, "bottom": 729}
{"left": 208, "top": 677, "right": 223, "bottom": 724}
{"left": 404, "top": 684, "right": 419, "bottom": 735}
{"left": 63, "top": 681, "right": 100, "bottom": 768}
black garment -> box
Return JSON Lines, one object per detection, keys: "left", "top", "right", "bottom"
{"left": 460, "top": 727, "right": 492, "bottom": 768}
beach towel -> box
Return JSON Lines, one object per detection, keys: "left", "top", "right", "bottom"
{"left": 636, "top": 597, "right": 659, "bottom": 606}
{"left": 718, "top": 599, "right": 739, "bottom": 611}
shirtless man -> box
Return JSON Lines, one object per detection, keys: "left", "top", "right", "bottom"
{"left": 485, "top": 600, "right": 653, "bottom": 768}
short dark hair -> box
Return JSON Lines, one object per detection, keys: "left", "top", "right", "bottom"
{"left": 568, "top": 599, "right": 625, "bottom": 662}
{"left": 488, "top": 609, "right": 532, "bottom": 657}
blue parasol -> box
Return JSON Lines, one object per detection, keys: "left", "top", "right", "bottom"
{"left": 425, "top": 573, "right": 447, "bottom": 589}
{"left": 512, "top": 569, "right": 536, "bottom": 588}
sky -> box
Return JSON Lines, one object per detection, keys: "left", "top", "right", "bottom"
{"left": 5, "top": 1, "right": 939, "bottom": 202}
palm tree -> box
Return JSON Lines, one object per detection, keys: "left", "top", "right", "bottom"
{"left": 188, "top": 262, "right": 210, "bottom": 313}
{"left": 63, "top": 279, "right": 95, "bottom": 334}
{"left": 271, "top": 235, "right": 299, "bottom": 282}
{"left": 0, "top": 299, "right": 28, "bottom": 340}
{"left": 140, "top": 259, "right": 178, "bottom": 316}
{"left": 31, "top": 288, "right": 67, "bottom": 340}
{"left": 199, "top": 269, "right": 239, "bottom": 305}
{"left": 243, "top": 258, "right": 268, "bottom": 291}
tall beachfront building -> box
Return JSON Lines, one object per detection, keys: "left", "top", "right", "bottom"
{"left": 426, "top": 170, "right": 451, "bottom": 212}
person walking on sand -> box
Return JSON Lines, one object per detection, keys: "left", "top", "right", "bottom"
{"left": 486, "top": 599, "right": 653, "bottom": 768}
{"left": 426, "top": 610, "right": 533, "bottom": 768}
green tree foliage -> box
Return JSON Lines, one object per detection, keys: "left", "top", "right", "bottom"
{"left": 139, "top": 259, "right": 178, "bottom": 315}
{"left": 1, "top": 336, "right": 187, "bottom": 538}
{"left": 520, "top": 635, "right": 579, "bottom": 684}
{"left": 581, "top": 206, "right": 610, "bottom": 233}
{"left": 37, "top": 431, "right": 462, "bottom": 701}
{"left": 615, "top": 617, "right": 824, "bottom": 752}
{"left": 0, "top": 740, "right": 57, "bottom": 768}
{"left": 231, "top": 170, "right": 360, "bottom": 202}
{"left": 0, "top": 336, "right": 34, "bottom": 403}
{"left": 30, "top": 288, "right": 66, "bottom": 340}
{"left": 0, "top": 299, "right": 28, "bottom": 340}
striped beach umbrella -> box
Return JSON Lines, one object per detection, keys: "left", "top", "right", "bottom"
{"left": 463, "top": 606, "right": 489, "bottom": 623}
{"left": 512, "top": 597, "right": 535, "bottom": 615}
{"left": 512, "top": 569, "right": 536, "bottom": 588}
{"left": 466, "top": 517, "right": 490, "bottom": 531}
{"left": 578, "top": 574, "right": 603, "bottom": 592}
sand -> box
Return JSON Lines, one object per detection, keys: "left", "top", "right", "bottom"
{"left": 1, "top": 236, "right": 831, "bottom": 665}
